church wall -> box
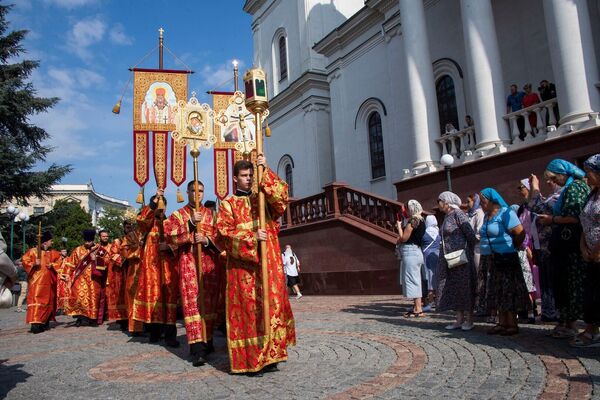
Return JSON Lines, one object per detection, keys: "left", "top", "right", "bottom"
{"left": 492, "top": 0, "right": 555, "bottom": 93}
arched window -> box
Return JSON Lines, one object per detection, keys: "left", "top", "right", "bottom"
{"left": 285, "top": 164, "right": 293, "bottom": 197}
{"left": 368, "top": 112, "right": 385, "bottom": 179}
{"left": 279, "top": 36, "right": 287, "bottom": 81}
{"left": 436, "top": 75, "right": 459, "bottom": 135}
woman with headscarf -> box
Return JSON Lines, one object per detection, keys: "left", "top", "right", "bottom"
{"left": 421, "top": 215, "right": 441, "bottom": 307}
{"left": 536, "top": 159, "right": 590, "bottom": 339}
{"left": 467, "top": 194, "right": 487, "bottom": 317}
{"left": 436, "top": 191, "right": 477, "bottom": 330}
{"left": 527, "top": 172, "right": 563, "bottom": 322}
{"left": 397, "top": 200, "right": 426, "bottom": 317}
{"left": 480, "top": 188, "right": 528, "bottom": 336}
{"left": 510, "top": 203, "right": 537, "bottom": 324}
{"left": 573, "top": 154, "right": 600, "bottom": 347}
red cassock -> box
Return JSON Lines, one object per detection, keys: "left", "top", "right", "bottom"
{"left": 106, "top": 239, "right": 128, "bottom": 321}
{"left": 132, "top": 206, "right": 178, "bottom": 325}
{"left": 119, "top": 232, "right": 144, "bottom": 333}
{"left": 56, "top": 257, "right": 72, "bottom": 311}
{"left": 216, "top": 168, "right": 296, "bottom": 373}
{"left": 164, "top": 205, "right": 224, "bottom": 345}
{"left": 21, "top": 248, "right": 61, "bottom": 324}
{"left": 64, "top": 245, "right": 109, "bottom": 322}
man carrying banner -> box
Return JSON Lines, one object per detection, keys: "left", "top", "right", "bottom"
{"left": 164, "top": 180, "right": 224, "bottom": 366}
{"left": 133, "top": 189, "right": 179, "bottom": 347}
{"left": 21, "top": 231, "right": 61, "bottom": 333}
{"left": 216, "top": 156, "right": 296, "bottom": 375}
{"left": 64, "top": 229, "right": 109, "bottom": 326}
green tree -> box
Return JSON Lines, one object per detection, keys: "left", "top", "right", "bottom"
{"left": 97, "top": 207, "right": 125, "bottom": 240}
{"left": 0, "top": 4, "right": 71, "bottom": 205}
{"left": 40, "top": 200, "right": 93, "bottom": 252}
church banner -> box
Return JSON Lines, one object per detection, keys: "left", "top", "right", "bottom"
{"left": 133, "top": 131, "right": 149, "bottom": 187}
{"left": 152, "top": 131, "right": 168, "bottom": 189}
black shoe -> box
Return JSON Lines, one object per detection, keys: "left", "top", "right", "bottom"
{"left": 30, "top": 324, "right": 46, "bottom": 334}
{"left": 74, "top": 318, "right": 82, "bottom": 327}
{"left": 263, "top": 363, "right": 279, "bottom": 373}
{"left": 245, "top": 370, "right": 264, "bottom": 377}
{"left": 192, "top": 353, "right": 207, "bottom": 367}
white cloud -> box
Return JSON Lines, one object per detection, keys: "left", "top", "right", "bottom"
{"left": 67, "top": 17, "right": 106, "bottom": 60}
{"left": 44, "top": 0, "right": 97, "bottom": 9}
{"left": 199, "top": 59, "right": 245, "bottom": 91}
{"left": 109, "top": 24, "right": 133, "bottom": 46}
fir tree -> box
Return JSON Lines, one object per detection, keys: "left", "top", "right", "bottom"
{"left": 0, "top": 3, "right": 71, "bottom": 205}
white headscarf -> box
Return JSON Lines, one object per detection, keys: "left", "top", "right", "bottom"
{"left": 438, "top": 191, "right": 462, "bottom": 209}
{"left": 425, "top": 215, "right": 439, "bottom": 240}
{"left": 407, "top": 199, "right": 424, "bottom": 220}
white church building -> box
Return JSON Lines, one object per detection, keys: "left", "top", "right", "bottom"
{"left": 244, "top": 0, "right": 600, "bottom": 200}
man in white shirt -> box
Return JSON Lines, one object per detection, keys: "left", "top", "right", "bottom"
{"left": 282, "top": 245, "right": 302, "bottom": 299}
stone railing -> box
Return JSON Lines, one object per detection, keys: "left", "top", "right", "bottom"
{"left": 435, "top": 127, "right": 476, "bottom": 159}
{"left": 282, "top": 182, "right": 403, "bottom": 236}
{"left": 503, "top": 98, "right": 558, "bottom": 143}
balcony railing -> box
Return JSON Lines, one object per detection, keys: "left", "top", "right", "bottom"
{"left": 503, "top": 98, "right": 558, "bottom": 144}
{"left": 282, "top": 182, "right": 403, "bottom": 236}
{"left": 435, "top": 127, "right": 476, "bottom": 160}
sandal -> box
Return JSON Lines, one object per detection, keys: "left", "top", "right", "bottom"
{"left": 570, "top": 332, "right": 600, "bottom": 347}
{"left": 552, "top": 328, "right": 578, "bottom": 339}
{"left": 487, "top": 324, "right": 505, "bottom": 335}
{"left": 404, "top": 311, "right": 423, "bottom": 318}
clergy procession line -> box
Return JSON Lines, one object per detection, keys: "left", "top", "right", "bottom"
{"left": 18, "top": 156, "right": 296, "bottom": 376}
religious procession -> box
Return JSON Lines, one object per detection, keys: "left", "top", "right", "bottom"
{"left": 2, "top": 1, "right": 600, "bottom": 398}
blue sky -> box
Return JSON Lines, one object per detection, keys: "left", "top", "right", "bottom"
{"left": 10, "top": 0, "right": 253, "bottom": 209}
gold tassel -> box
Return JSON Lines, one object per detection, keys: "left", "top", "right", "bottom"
{"left": 157, "top": 195, "right": 166, "bottom": 210}
{"left": 136, "top": 187, "right": 145, "bottom": 204}
{"left": 176, "top": 188, "right": 184, "bottom": 203}
{"left": 265, "top": 119, "right": 271, "bottom": 137}
{"left": 112, "top": 100, "right": 122, "bottom": 114}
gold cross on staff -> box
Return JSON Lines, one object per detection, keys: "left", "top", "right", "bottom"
{"left": 158, "top": 27, "right": 164, "bottom": 38}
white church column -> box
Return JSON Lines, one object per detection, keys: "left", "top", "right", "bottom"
{"left": 460, "top": 0, "right": 510, "bottom": 150}
{"left": 398, "top": 0, "right": 440, "bottom": 171}
{"left": 543, "top": 0, "right": 600, "bottom": 126}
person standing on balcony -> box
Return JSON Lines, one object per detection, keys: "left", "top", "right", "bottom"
{"left": 507, "top": 84, "right": 526, "bottom": 140}
{"left": 522, "top": 84, "right": 541, "bottom": 133}
{"left": 538, "top": 80, "right": 559, "bottom": 125}
{"left": 397, "top": 200, "right": 426, "bottom": 318}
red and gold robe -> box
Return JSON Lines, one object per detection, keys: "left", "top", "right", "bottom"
{"left": 119, "top": 232, "right": 144, "bottom": 333}
{"left": 64, "top": 245, "right": 108, "bottom": 321}
{"left": 106, "top": 239, "right": 128, "bottom": 321}
{"left": 132, "top": 206, "right": 178, "bottom": 325}
{"left": 57, "top": 256, "right": 72, "bottom": 311}
{"left": 21, "top": 248, "right": 61, "bottom": 325}
{"left": 216, "top": 168, "right": 296, "bottom": 373}
{"left": 164, "top": 204, "right": 223, "bottom": 344}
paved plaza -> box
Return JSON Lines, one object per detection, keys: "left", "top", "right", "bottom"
{"left": 1, "top": 295, "right": 599, "bottom": 399}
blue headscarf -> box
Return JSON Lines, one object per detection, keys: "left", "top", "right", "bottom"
{"left": 468, "top": 193, "right": 481, "bottom": 217}
{"left": 480, "top": 188, "right": 508, "bottom": 207}
{"left": 546, "top": 159, "right": 585, "bottom": 215}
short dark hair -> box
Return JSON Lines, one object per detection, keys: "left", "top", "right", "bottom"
{"left": 204, "top": 200, "right": 216, "bottom": 208}
{"left": 99, "top": 230, "right": 109, "bottom": 235}
{"left": 510, "top": 84, "right": 517, "bottom": 89}
{"left": 187, "top": 180, "right": 205, "bottom": 191}
{"left": 233, "top": 160, "right": 254, "bottom": 177}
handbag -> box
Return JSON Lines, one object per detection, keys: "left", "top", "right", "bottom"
{"left": 442, "top": 215, "right": 468, "bottom": 268}
{"left": 0, "top": 274, "right": 13, "bottom": 308}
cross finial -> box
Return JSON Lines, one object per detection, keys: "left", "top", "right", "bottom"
{"left": 159, "top": 27, "right": 164, "bottom": 38}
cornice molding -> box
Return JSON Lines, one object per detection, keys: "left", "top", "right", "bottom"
{"left": 243, "top": 0, "right": 267, "bottom": 15}
{"left": 270, "top": 71, "right": 331, "bottom": 115}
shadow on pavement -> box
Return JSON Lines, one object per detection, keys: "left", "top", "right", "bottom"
{"left": 0, "top": 360, "right": 31, "bottom": 400}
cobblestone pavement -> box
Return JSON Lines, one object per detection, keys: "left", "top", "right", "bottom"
{"left": 1, "top": 295, "right": 599, "bottom": 399}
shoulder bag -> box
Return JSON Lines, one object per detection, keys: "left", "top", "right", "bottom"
{"left": 442, "top": 213, "right": 468, "bottom": 268}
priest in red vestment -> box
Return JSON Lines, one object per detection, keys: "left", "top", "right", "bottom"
{"left": 216, "top": 156, "right": 296, "bottom": 375}
{"left": 133, "top": 190, "right": 179, "bottom": 346}
{"left": 21, "top": 231, "right": 62, "bottom": 333}
{"left": 164, "top": 180, "right": 224, "bottom": 366}
{"left": 118, "top": 219, "right": 145, "bottom": 334}
{"left": 106, "top": 225, "right": 129, "bottom": 330}
{"left": 64, "top": 229, "right": 109, "bottom": 326}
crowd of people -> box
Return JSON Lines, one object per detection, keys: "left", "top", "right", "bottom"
{"left": 5, "top": 157, "right": 297, "bottom": 375}
{"left": 396, "top": 154, "right": 600, "bottom": 347}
